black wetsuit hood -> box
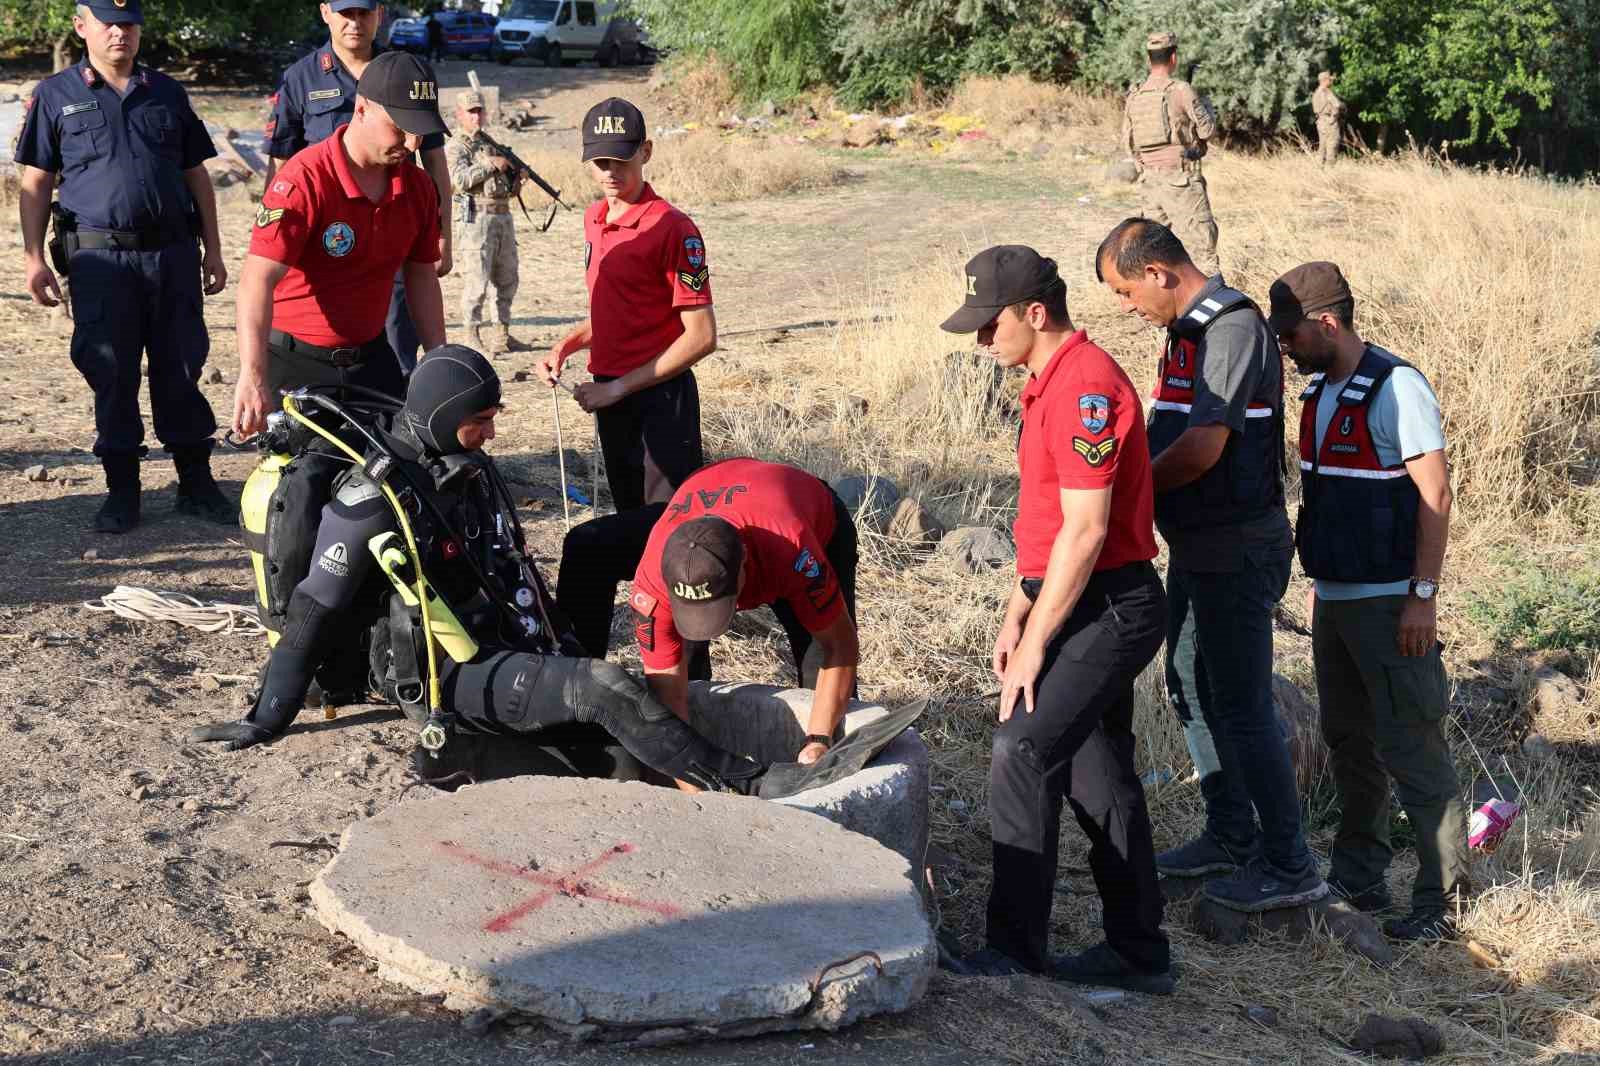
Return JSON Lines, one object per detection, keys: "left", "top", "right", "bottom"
{"left": 400, "top": 345, "right": 501, "bottom": 457}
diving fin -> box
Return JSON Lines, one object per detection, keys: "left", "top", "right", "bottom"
{"left": 758, "top": 698, "right": 927, "bottom": 800}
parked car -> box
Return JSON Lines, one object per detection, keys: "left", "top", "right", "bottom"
{"left": 389, "top": 10, "right": 498, "bottom": 58}
{"left": 493, "top": 0, "right": 616, "bottom": 67}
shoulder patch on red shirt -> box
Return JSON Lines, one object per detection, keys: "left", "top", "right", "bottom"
{"left": 631, "top": 591, "right": 658, "bottom": 652}
{"left": 255, "top": 204, "right": 284, "bottom": 229}
{"left": 1072, "top": 436, "right": 1117, "bottom": 467}
{"left": 270, "top": 178, "right": 294, "bottom": 197}
{"left": 630, "top": 590, "right": 657, "bottom": 615}
{"left": 677, "top": 266, "right": 710, "bottom": 292}
{"left": 1078, "top": 393, "right": 1111, "bottom": 435}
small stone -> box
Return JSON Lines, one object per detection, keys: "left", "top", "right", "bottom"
{"left": 81, "top": 548, "right": 99, "bottom": 561}
{"left": 1521, "top": 732, "right": 1556, "bottom": 760}
{"left": 1349, "top": 1014, "right": 1444, "bottom": 1059}
{"left": 1244, "top": 1004, "right": 1279, "bottom": 1028}
{"left": 53, "top": 394, "right": 67, "bottom": 404}
{"left": 198, "top": 675, "right": 221, "bottom": 693}
{"left": 886, "top": 496, "right": 945, "bottom": 547}
{"left": 938, "top": 526, "right": 1015, "bottom": 573}
{"left": 511, "top": 370, "right": 529, "bottom": 383}
{"left": 1028, "top": 141, "right": 1050, "bottom": 160}
{"left": 130, "top": 785, "right": 152, "bottom": 801}
{"left": 329, "top": 1015, "right": 358, "bottom": 1026}
{"left": 845, "top": 394, "right": 869, "bottom": 418}
{"left": 181, "top": 799, "right": 204, "bottom": 812}
{"left": 203, "top": 367, "right": 225, "bottom": 385}
{"left": 23, "top": 464, "right": 48, "bottom": 482}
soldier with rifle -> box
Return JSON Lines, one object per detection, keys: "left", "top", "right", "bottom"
{"left": 447, "top": 86, "right": 572, "bottom": 355}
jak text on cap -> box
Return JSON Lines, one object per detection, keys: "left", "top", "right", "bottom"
{"left": 583, "top": 97, "right": 646, "bottom": 161}
{"left": 356, "top": 51, "right": 449, "bottom": 137}
{"left": 661, "top": 517, "right": 744, "bottom": 641}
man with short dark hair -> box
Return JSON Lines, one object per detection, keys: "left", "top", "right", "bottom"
{"left": 1271, "top": 261, "right": 1466, "bottom": 940}
{"left": 262, "top": 0, "right": 453, "bottom": 378}
{"left": 15, "top": 0, "right": 234, "bottom": 533}
{"left": 538, "top": 97, "right": 714, "bottom": 512}
{"left": 232, "top": 51, "right": 448, "bottom": 437}
{"left": 1122, "top": 31, "right": 1220, "bottom": 275}
{"left": 938, "top": 246, "right": 1172, "bottom": 991}
{"left": 1096, "top": 217, "right": 1327, "bottom": 913}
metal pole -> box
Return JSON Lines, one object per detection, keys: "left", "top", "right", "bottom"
{"left": 552, "top": 387, "right": 571, "bottom": 531}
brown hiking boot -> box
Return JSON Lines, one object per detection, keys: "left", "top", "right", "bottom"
{"left": 493, "top": 323, "right": 532, "bottom": 354}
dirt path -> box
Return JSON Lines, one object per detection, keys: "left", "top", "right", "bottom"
{"left": 0, "top": 58, "right": 1161, "bottom": 1064}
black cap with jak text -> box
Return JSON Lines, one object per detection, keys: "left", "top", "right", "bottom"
{"left": 940, "top": 245, "right": 1062, "bottom": 333}
{"left": 661, "top": 516, "right": 744, "bottom": 641}
{"left": 583, "top": 97, "right": 646, "bottom": 161}
{"left": 356, "top": 51, "right": 449, "bottom": 137}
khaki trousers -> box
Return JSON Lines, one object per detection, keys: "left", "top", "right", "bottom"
{"left": 1317, "top": 120, "right": 1342, "bottom": 165}
{"left": 1313, "top": 594, "right": 1467, "bottom": 912}
{"left": 459, "top": 211, "right": 519, "bottom": 329}
{"left": 1137, "top": 167, "right": 1219, "bottom": 275}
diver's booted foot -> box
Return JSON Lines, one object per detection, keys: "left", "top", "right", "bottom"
{"left": 940, "top": 946, "right": 1032, "bottom": 977}
{"left": 1050, "top": 942, "right": 1176, "bottom": 996}
{"left": 757, "top": 698, "right": 927, "bottom": 800}
{"left": 1383, "top": 909, "right": 1457, "bottom": 942}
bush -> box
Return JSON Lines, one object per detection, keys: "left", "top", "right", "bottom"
{"left": 1467, "top": 558, "right": 1600, "bottom": 653}
{"left": 1079, "top": 0, "right": 1342, "bottom": 134}
{"left": 625, "top": 0, "right": 836, "bottom": 104}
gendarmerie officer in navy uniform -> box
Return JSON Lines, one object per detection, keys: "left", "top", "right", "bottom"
{"left": 262, "top": 0, "right": 453, "bottom": 378}
{"left": 16, "top": 0, "right": 234, "bottom": 534}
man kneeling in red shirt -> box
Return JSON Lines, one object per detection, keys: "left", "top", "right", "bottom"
{"left": 629, "top": 459, "right": 860, "bottom": 766}
{"left": 939, "top": 246, "right": 1173, "bottom": 993}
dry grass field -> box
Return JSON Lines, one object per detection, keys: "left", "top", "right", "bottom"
{"left": 1, "top": 61, "right": 1598, "bottom": 1064}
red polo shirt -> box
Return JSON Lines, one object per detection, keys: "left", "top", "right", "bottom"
{"left": 1015, "top": 331, "right": 1156, "bottom": 578}
{"left": 584, "top": 183, "right": 712, "bottom": 377}
{"left": 630, "top": 459, "right": 841, "bottom": 671}
{"left": 248, "top": 124, "right": 441, "bottom": 348}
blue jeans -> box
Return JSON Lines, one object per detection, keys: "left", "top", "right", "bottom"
{"left": 1165, "top": 545, "right": 1313, "bottom": 875}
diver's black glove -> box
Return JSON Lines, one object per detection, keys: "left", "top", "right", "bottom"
{"left": 189, "top": 720, "right": 278, "bottom": 752}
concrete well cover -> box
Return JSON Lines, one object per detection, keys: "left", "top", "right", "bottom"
{"left": 311, "top": 777, "right": 935, "bottom": 1041}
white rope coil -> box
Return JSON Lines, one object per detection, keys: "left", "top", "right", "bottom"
{"left": 83, "top": 585, "right": 265, "bottom": 636}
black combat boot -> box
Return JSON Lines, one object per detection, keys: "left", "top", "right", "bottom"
{"left": 95, "top": 452, "right": 142, "bottom": 534}
{"left": 172, "top": 442, "right": 236, "bottom": 524}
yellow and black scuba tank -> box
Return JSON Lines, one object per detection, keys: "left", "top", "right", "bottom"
{"left": 238, "top": 409, "right": 363, "bottom": 645}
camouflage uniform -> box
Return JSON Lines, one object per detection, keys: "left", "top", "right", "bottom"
{"left": 1123, "top": 31, "right": 1220, "bottom": 275}
{"left": 1312, "top": 74, "right": 1346, "bottom": 166}
{"left": 447, "top": 105, "right": 526, "bottom": 353}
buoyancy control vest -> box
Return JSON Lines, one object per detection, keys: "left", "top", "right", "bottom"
{"left": 1146, "top": 286, "right": 1286, "bottom": 532}
{"left": 1295, "top": 345, "right": 1421, "bottom": 583}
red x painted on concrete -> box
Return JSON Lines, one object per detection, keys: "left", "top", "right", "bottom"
{"left": 435, "top": 840, "right": 683, "bottom": 933}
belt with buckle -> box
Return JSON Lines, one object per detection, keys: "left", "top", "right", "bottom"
{"left": 74, "top": 226, "right": 191, "bottom": 251}
{"left": 268, "top": 329, "right": 386, "bottom": 368}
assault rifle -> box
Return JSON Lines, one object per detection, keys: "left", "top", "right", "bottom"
{"left": 491, "top": 141, "right": 575, "bottom": 233}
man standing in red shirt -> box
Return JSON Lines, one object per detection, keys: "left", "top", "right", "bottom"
{"left": 938, "top": 246, "right": 1172, "bottom": 993}
{"left": 537, "top": 97, "right": 714, "bottom": 511}
{"left": 232, "top": 51, "right": 448, "bottom": 436}
{"left": 628, "top": 458, "right": 859, "bottom": 765}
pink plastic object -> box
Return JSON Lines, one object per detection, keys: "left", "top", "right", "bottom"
{"left": 1468, "top": 798, "right": 1521, "bottom": 852}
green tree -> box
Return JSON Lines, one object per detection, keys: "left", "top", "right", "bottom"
{"left": 0, "top": 0, "right": 292, "bottom": 69}
{"left": 1079, "top": 0, "right": 1342, "bottom": 133}
{"left": 625, "top": 0, "right": 836, "bottom": 103}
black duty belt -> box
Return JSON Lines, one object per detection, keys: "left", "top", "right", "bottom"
{"left": 73, "top": 226, "right": 192, "bottom": 251}
{"left": 268, "top": 329, "right": 388, "bottom": 368}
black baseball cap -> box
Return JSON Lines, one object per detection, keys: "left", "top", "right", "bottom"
{"left": 81, "top": 0, "right": 143, "bottom": 25}
{"left": 940, "top": 245, "right": 1062, "bottom": 333}
{"left": 327, "top": 0, "right": 379, "bottom": 10}
{"left": 582, "top": 97, "right": 646, "bottom": 162}
{"left": 661, "top": 517, "right": 744, "bottom": 640}
{"left": 356, "top": 52, "right": 449, "bottom": 137}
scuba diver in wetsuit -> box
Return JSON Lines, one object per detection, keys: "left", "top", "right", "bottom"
{"left": 190, "top": 345, "right": 767, "bottom": 792}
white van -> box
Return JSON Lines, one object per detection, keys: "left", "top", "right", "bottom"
{"left": 493, "top": 0, "right": 621, "bottom": 67}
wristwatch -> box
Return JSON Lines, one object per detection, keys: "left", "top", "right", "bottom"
{"left": 1409, "top": 577, "right": 1438, "bottom": 601}
{"left": 804, "top": 733, "right": 834, "bottom": 751}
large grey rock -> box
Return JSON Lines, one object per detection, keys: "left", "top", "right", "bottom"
{"left": 685, "top": 682, "right": 930, "bottom": 876}
{"left": 311, "top": 777, "right": 934, "bottom": 1042}
{"left": 1188, "top": 892, "right": 1393, "bottom": 967}
{"left": 939, "top": 526, "right": 1015, "bottom": 572}
{"left": 831, "top": 474, "right": 902, "bottom": 533}
{"left": 1272, "top": 673, "right": 1329, "bottom": 795}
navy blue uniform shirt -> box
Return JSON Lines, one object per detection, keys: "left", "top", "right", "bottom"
{"left": 265, "top": 42, "right": 447, "bottom": 159}
{"left": 14, "top": 59, "right": 216, "bottom": 232}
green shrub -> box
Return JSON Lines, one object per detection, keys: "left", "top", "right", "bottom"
{"left": 1467, "top": 558, "right": 1600, "bottom": 653}
{"left": 625, "top": 0, "right": 836, "bottom": 104}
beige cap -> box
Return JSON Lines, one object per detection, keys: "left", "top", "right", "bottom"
{"left": 1147, "top": 31, "right": 1177, "bottom": 49}
{"left": 1318, "top": 70, "right": 1334, "bottom": 82}
{"left": 458, "top": 89, "right": 485, "bottom": 111}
